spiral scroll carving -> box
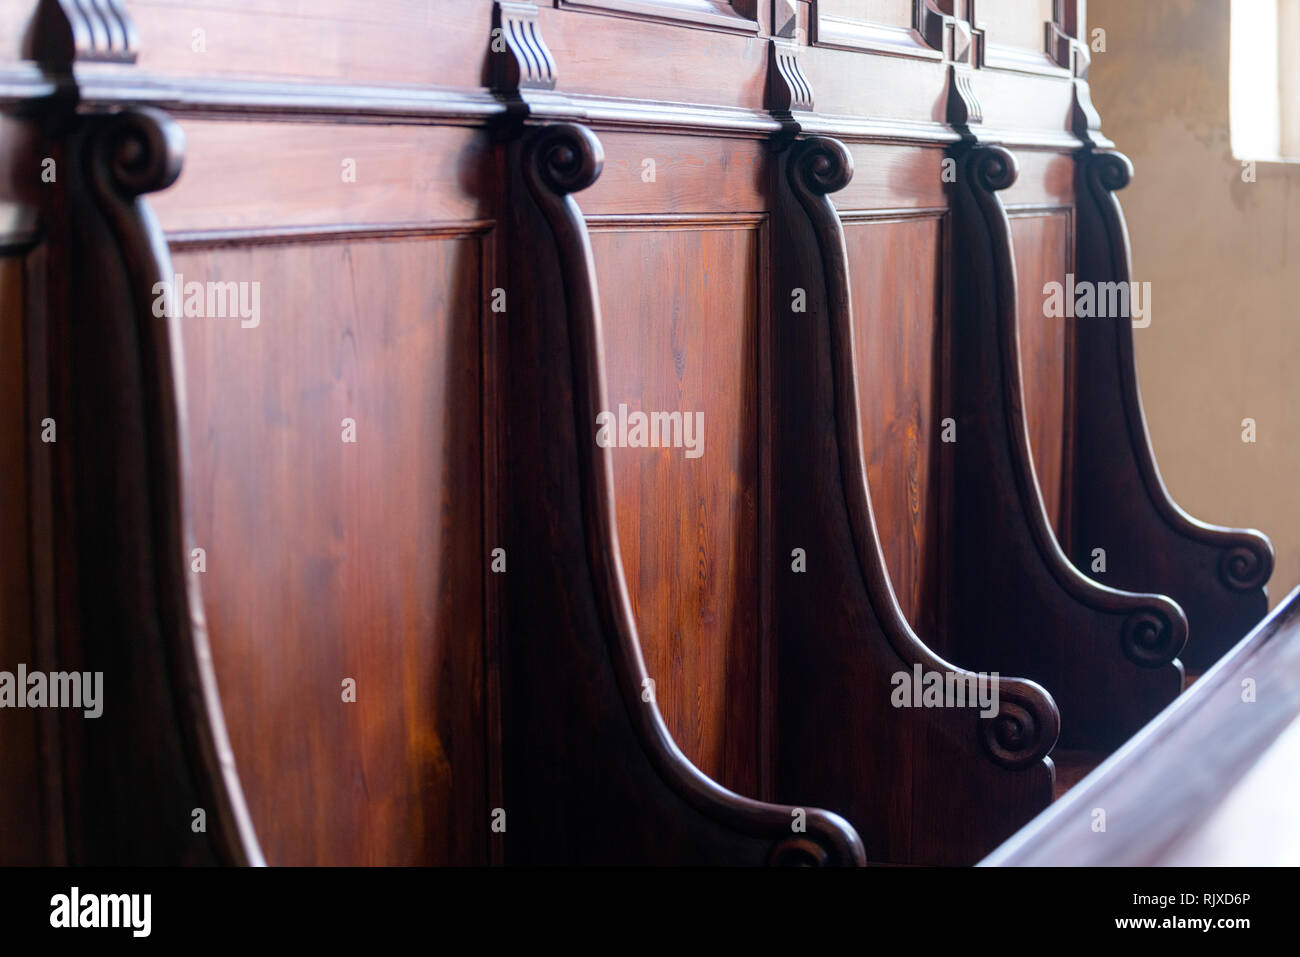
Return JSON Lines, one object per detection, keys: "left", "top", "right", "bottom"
{"left": 769, "top": 836, "right": 831, "bottom": 867}
{"left": 979, "top": 677, "right": 1060, "bottom": 770}
{"left": 90, "top": 108, "right": 184, "bottom": 198}
{"left": 1087, "top": 149, "right": 1134, "bottom": 192}
{"left": 1120, "top": 606, "right": 1185, "bottom": 667}
{"left": 525, "top": 123, "right": 604, "bottom": 197}
{"left": 790, "top": 136, "right": 854, "bottom": 197}
{"left": 968, "top": 144, "right": 1018, "bottom": 193}
{"left": 1219, "top": 541, "right": 1274, "bottom": 591}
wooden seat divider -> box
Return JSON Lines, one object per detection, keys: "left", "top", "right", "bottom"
{"left": 497, "top": 121, "right": 865, "bottom": 866}
{"left": 32, "top": 95, "right": 264, "bottom": 864}
{"left": 935, "top": 138, "right": 1189, "bottom": 752}
{"left": 770, "top": 135, "right": 1061, "bottom": 866}
{"left": 1068, "top": 140, "right": 1274, "bottom": 673}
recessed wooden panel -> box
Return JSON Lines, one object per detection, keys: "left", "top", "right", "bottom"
{"left": 592, "top": 220, "right": 763, "bottom": 797}
{"left": 846, "top": 215, "right": 944, "bottom": 632}
{"left": 1010, "top": 211, "right": 1073, "bottom": 532}
{"left": 179, "top": 234, "right": 487, "bottom": 865}
{"left": 979, "top": 0, "right": 1055, "bottom": 54}
{"left": 820, "top": 0, "right": 913, "bottom": 26}
{"left": 125, "top": 1, "right": 491, "bottom": 91}
{"left": 0, "top": 253, "right": 42, "bottom": 864}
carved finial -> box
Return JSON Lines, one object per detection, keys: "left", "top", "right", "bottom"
{"left": 789, "top": 136, "right": 853, "bottom": 197}
{"left": 90, "top": 108, "right": 185, "bottom": 198}
{"left": 980, "top": 678, "right": 1060, "bottom": 770}
{"left": 946, "top": 65, "right": 982, "bottom": 129}
{"left": 491, "top": 1, "right": 557, "bottom": 96}
{"left": 525, "top": 123, "right": 603, "bottom": 196}
{"left": 24, "top": 0, "right": 138, "bottom": 67}
{"left": 768, "top": 38, "right": 813, "bottom": 115}
{"left": 1120, "top": 604, "right": 1187, "bottom": 668}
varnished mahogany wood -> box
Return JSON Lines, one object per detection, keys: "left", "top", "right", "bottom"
{"left": 985, "top": 586, "right": 1300, "bottom": 866}
{"left": 0, "top": 0, "right": 1279, "bottom": 868}
{"left": 941, "top": 141, "right": 1187, "bottom": 751}
{"left": 500, "top": 121, "right": 864, "bottom": 865}
{"left": 1068, "top": 148, "right": 1274, "bottom": 672}
{"left": 773, "top": 135, "right": 1059, "bottom": 865}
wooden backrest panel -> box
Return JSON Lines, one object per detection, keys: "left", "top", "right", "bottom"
{"left": 597, "top": 218, "right": 765, "bottom": 795}
{"left": 847, "top": 213, "right": 945, "bottom": 634}
{"left": 178, "top": 236, "right": 488, "bottom": 865}
{"left": 162, "top": 119, "right": 496, "bottom": 865}
{"left": 586, "top": 131, "right": 770, "bottom": 796}
{"left": 1010, "top": 211, "right": 1073, "bottom": 532}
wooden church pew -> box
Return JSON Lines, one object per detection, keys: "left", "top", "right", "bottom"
{"left": 500, "top": 122, "right": 866, "bottom": 865}
{"left": 1067, "top": 133, "right": 1274, "bottom": 673}
{"left": 770, "top": 134, "right": 1061, "bottom": 866}
{"left": 983, "top": 585, "right": 1300, "bottom": 865}
{"left": 511, "top": 113, "right": 1045, "bottom": 864}
{"left": 935, "top": 136, "right": 1188, "bottom": 753}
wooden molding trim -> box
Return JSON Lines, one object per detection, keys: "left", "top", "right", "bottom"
{"left": 520, "top": 121, "right": 865, "bottom": 866}
{"left": 1070, "top": 148, "right": 1273, "bottom": 670}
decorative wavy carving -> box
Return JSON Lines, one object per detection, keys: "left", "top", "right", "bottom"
{"left": 522, "top": 123, "right": 865, "bottom": 866}
{"left": 492, "top": 1, "right": 558, "bottom": 95}
{"left": 1075, "top": 149, "right": 1274, "bottom": 611}
{"left": 946, "top": 65, "right": 982, "bottom": 129}
{"left": 786, "top": 135, "right": 1060, "bottom": 771}
{"left": 1121, "top": 607, "right": 1185, "bottom": 668}
{"left": 60, "top": 107, "right": 262, "bottom": 863}
{"left": 768, "top": 37, "right": 813, "bottom": 114}
{"left": 25, "top": 0, "right": 138, "bottom": 65}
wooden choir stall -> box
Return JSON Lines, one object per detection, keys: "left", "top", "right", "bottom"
{"left": 0, "top": 0, "right": 1287, "bottom": 867}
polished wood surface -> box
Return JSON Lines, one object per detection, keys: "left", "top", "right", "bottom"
{"left": 848, "top": 214, "right": 945, "bottom": 634}
{"left": 180, "top": 236, "right": 490, "bottom": 865}
{"left": 942, "top": 142, "right": 1186, "bottom": 752}
{"left": 985, "top": 586, "right": 1300, "bottom": 866}
{"left": 598, "top": 221, "right": 765, "bottom": 796}
{"left": 0, "top": 0, "right": 1277, "bottom": 867}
